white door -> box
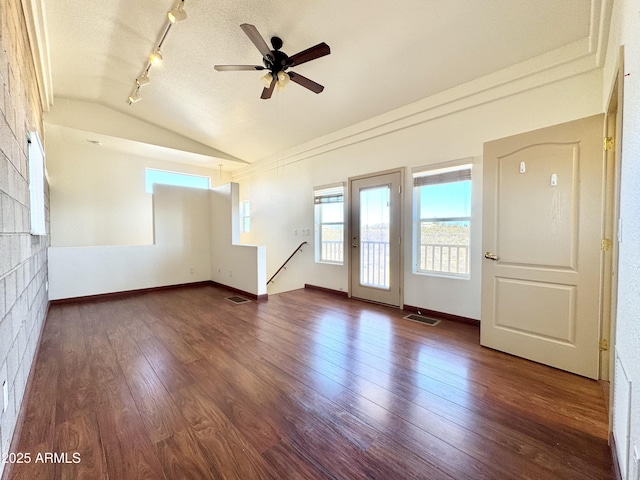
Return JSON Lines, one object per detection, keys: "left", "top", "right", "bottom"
{"left": 350, "top": 170, "right": 403, "bottom": 306}
{"left": 481, "top": 114, "right": 604, "bottom": 379}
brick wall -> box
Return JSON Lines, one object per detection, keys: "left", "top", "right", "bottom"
{"left": 0, "top": 0, "right": 49, "bottom": 476}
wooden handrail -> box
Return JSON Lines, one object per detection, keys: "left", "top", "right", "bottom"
{"left": 268, "top": 241, "right": 307, "bottom": 285}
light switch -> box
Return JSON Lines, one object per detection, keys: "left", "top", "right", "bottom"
{"left": 550, "top": 173, "right": 557, "bottom": 186}
{"left": 519, "top": 161, "right": 526, "bottom": 173}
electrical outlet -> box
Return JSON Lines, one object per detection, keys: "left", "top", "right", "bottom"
{"left": 2, "top": 381, "right": 8, "bottom": 414}
{"left": 189, "top": 267, "right": 195, "bottom": 274}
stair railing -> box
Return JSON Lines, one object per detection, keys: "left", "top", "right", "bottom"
{"left": 268, "top": 241, "right": 308, "bottom": 285}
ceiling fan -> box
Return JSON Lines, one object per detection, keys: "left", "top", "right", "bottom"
{"left": 214, "top": 24, "right": 330, "bottom": 99}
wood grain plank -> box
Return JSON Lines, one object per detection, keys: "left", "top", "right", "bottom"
{"left": 6, "top": 284, "right": 614, "bottom": 480}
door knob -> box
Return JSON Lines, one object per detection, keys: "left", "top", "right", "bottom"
{"left": 484, "top": 252, "right": 499, "bottom": 261}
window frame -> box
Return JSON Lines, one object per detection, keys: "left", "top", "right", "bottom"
{"left": 27, "top": 131, "right": 47, "bottom": 236}
{"left": 314, "top": 183, "right": 345, "bottom": 265}
{"left": 240, "top": 200, "right": 251, "bottom": 233}
{"left": 412, "top": 161, "right": 472, "bottom": 279}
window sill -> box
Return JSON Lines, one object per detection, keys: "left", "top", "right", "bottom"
{"left": 316, "top": 260, "right": 344, "bottom": 266}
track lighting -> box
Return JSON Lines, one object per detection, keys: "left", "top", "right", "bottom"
{"left": 127, "top": 1, "right": 187, "bottom": 105}
{"left": 136, "top": 73, "right": 150, "bottom": 86}
{"left": 168, "top": 2, "right": 187, "bottom": 24}
{"left": 128, "top": 90, "right": 142, "bottom": 104}
{"left": 149, "top": 49, "right": 163, "bottom": 65}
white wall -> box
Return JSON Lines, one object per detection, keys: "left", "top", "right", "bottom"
{"left": 48, "top": 181, "right": 267, "bottom": 300}
{"left": 235, "top": 68, "right": 603, "bottom": 319}
{"left": 49, "top": 184, "right": 212, "bottom": 299}
{"left": 605, "top": 1, "right": 640, "bottom": 478}
{"left": 211, "top": 183, "right": 267, "bottom": 296}
{"left": 46, "top": 124, "right": 228, "bottom": 247}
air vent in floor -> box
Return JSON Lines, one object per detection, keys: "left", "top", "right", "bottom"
{"left": 225, "top": 296, "right": 251, "bottom": 305}
{"left": 403, "top": 314, "right": 440, "bottom": 326}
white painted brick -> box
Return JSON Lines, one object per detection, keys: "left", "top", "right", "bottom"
{"left": 1, "top": 196, "right": 11, "bottom": 234}
{"left": 9, "top": 235, "right": 19, "bottom": 269}
{"left": 5, "top": 340, "right": 19, "bottom": 390}
{"left": 3, "top": 270, "right": 15, "bottom": 311}
{"left": 0, "top": 156, "right": 8, "bottom": 194}
{"left": 0, "top": 234, "right": 10, "bottom": 274}
{"left": 17, "top": 317, "right": 26, "bottom": 355}
{"left": 0, "top": 277, "right": 4, "bottom": 319}
{"left": 0, "top": 313, "right": 11, "bottom": 366}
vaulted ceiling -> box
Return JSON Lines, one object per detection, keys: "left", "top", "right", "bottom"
{"left": 41, "top": 0, "right": 607, "bottom": 169}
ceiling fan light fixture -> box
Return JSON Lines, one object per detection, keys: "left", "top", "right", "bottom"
{"left": 277, "top": 70, "right": 290, "bottom": 87}
{"left": 149, "top": 49, "right": 163, "bottom": 65}
{"left": 168, "top": 2, "right": 187, "bottom": 24}
{"left": 261, "top": 72, "right": 273, "bottom": 87}
{"left": 136, "top": 73, "right": 150, "bottom": 86}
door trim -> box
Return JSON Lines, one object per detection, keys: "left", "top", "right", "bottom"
{"left": 348, "top": 168, "right": 405, "bottom": 308}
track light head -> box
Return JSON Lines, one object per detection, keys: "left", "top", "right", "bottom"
{"left": 149, "top": 49, "right": 163, "bottom": 65}
{"left": 168, "top": 3, "right": 187, "bottom": 23}
{"left": 128, "top": 90, "right": 142, "bottom": 104}
{"left": 136, "top": 73, "right": 150, "bottom": 86}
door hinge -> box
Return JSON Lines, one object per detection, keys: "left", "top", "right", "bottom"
{"left": 601, "top": 238, "right": 612, "bottom": 251}
{"left": 603, "top": 136, "right": 614, "bottom": 151}
{"left": 599, "top": 339, "right": 609, "bottom": 351}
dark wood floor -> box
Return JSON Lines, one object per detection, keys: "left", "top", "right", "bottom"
{"left": 4, "top": 284, "right": 613, "bottom": 479}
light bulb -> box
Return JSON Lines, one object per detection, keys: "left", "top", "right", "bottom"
{"left": 277, "top": 71, "right": 290, "bottom": 87}
{"left": 149, "top": 49, "right": 163, "bottom": 65}
{"left": 261, "top": 72, "right": 273, "bottom": 88}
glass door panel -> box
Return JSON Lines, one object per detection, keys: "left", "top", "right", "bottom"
{"left": 359, "top": 186, "right": 390, "bottom": 289}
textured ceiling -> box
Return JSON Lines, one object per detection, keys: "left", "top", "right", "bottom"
{"left": 43, "top": 0, "right": 594, "bottom": 167}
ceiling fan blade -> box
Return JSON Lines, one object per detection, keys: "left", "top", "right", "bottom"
{"left": 286, "top": 42, "right": 330, "bottom": 67}
{"left": 240, "top": 23, "right": 273, "bottom": 60}
{"left": 288, "top": 72, "right": 324, "bottom": 94}
{"left": 261, "top": 77, "right": 277, "bottom": 99}
{"left": 214, "top": 65, "right": 266, "bottom": 71}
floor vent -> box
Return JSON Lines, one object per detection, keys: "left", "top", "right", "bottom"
{"left": 403, "top": 314, "right": 440, "bottom": 326}
{"left": 225, "top": 296, "right": 251, "bottom": 305}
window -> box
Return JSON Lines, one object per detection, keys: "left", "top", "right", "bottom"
{"left": 240, "top": 200, "right": 251, "bottom": 233}
{"left": 145, "top": 168, "right": 210, "bottom": 193}
{"left": 413, "top": 163, "right": 472, "bottom": 277}
{"left": 314, "top": 184, "right": 344, "bottom": 264}
{"left": 28, "top": 131, "right": 47, "bottom": 235}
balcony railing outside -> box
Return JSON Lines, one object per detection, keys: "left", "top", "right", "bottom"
{"left": 360, "top": 241, "right": 389, "bottom": 288}
{"left": 419, "top": 243, "right": 469, "bottom": 275}
{"left": 319, "top": 240, "right": 469, "bottom": 284}
{"left": 321, "top": 240, "right": 343, "bottom": 263}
